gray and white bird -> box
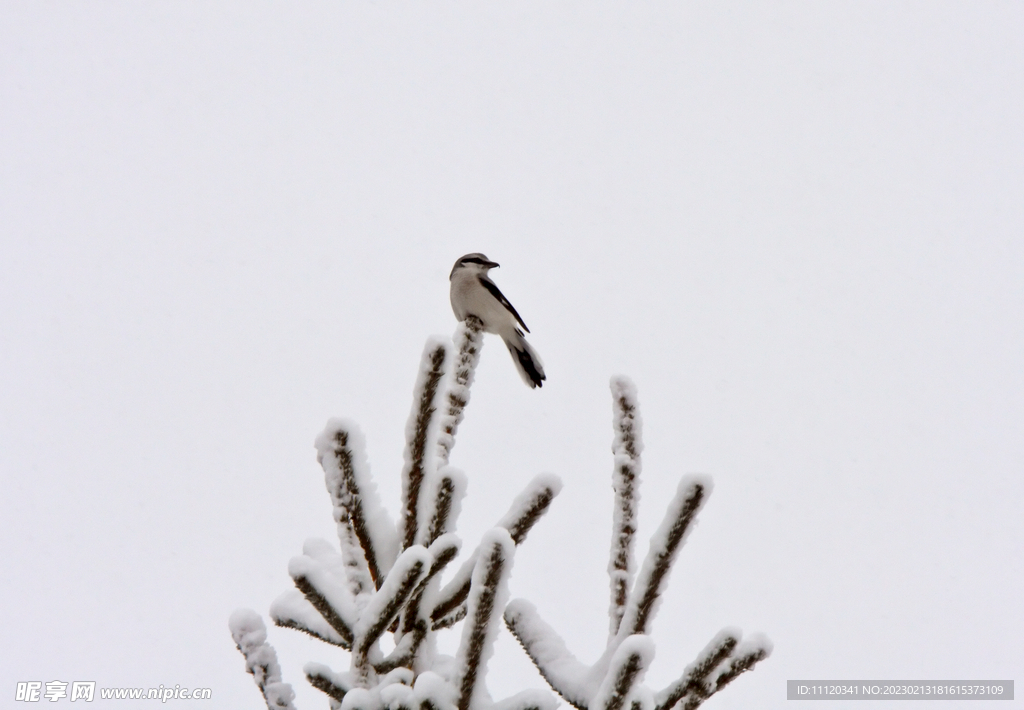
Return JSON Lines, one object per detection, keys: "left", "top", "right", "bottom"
{"left": 449, "top": 253, "right": 546, "bottom": 388}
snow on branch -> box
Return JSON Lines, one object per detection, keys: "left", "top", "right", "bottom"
{"left": 497, "top": 473, "right": 564, "bottom": 545}
{"left": 421, "top": 466, "right": 468, "bottom": 547}
{"left": 617, "top": 475, "right": 710, "bottom": 639}
{"left": 436, "top": 315, "right": 485, "bottom": 466}
{"left": 287, "top": 552, "right": 359, "bottom": 648}
{"left": 699, "top": 635, "right": 773, "bottom": 707}
{"left": 454, "top": 529, "right": 516, "bottom": 710}
{"left": 316, "top": 420, "right": 401, "bottom": 589}
{"left": 229, "top": 609, "right": 297, "bottom": 710}
{"left": 387, "top": 534, "right": 462, "bottom": 673}
{"left": 237, "top": 320, "right": 766, "bottom": 710}
{"left": 270, "top": 588, "right": 349, "bottom": 648}
{"left": 491, "top": 690, "right": 559, "bottom": 710}
{"left": 234, "top": 327, "right": 565, "bottom": 710}
{"left": 304, "top": 662, "right": 350, "bottom": 705}
{"left": 351, "top": 546, "right": 434, "bottom": 685}
{"left": 651, "top": 628, "right": 738, "bottom": 710}
{"left": 608, "top": 377, "right": 643, "bottom": 638}
{"left": 653, "top": 632, "right": 771, "bottom": 710}
{"left": 504, "top": 599, "right": 591, "bottom": 709}
{"left": 503, "top": 378, "right": 769, "bottom": 710}
{"left": 432, "top": 474, "right": 562, "bottom": 630}
{"left": 592, "top": 636, "right": 654, "bottom": 710}
{"left": 401, "top": 338, "right": 451, "bottom": 551}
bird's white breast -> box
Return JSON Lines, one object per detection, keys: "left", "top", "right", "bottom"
{"left": 449, "top": 270, "right": 513, "bottom": 336}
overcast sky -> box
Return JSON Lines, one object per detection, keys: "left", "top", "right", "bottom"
{"left": 2, "top": 3, "right": 1022, "bottom": 709}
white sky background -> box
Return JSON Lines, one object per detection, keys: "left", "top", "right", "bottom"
{"left": 1, "top": 3, "right": 1022, "bottom": 708}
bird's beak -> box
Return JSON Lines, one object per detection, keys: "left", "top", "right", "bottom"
{"left": 485, "top": 260, "right": 500, "bottom": 269}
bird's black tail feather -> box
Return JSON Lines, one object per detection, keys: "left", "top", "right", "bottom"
{"left": 505, "top": 336, "right": 546, "bottom": 389}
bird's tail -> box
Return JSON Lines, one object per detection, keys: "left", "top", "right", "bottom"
{"left": 503, "top": 331, "right": 546, "bottom": 389}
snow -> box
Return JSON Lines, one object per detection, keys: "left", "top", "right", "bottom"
{"left": 270, "top": 588, "right": 349, "bottom": 647}
{"left": 608, "top": 376, "right": 643, "bottom": 638}
{"left": 401, "top": 337, "right": 453, "bottom": 549}
{"left": 454, "top": 528, "right": 516, "bottom": 710}
{"left": 354, "top": 545, "right": 433, "bottom": 639}
{"left": 413, "top": 671, "right": 459, "bottom": 710}
{"left": 436, "top": 318, "right": 485, "bottom": 466}
{"left": 495, "top": 473, "right": 564, "bottom": 544}
{"left": 490, "top": 689, "right": 560, "bottom": 710}
{"left": 287, "top": 552, "right": 359, "bottom": 635}
{"left": 503, "top": 599, "right": 591, "bottom": 707}
{"left": 591, "top": 635, "right": 656, "bottom": 710}
{"left": 433, "top": 474, "right": 562, "bottom": 629}
{"left": 316, "top": 418, "right": 401, "bottom": 585}
{"left": 228, "top": 609, "right": 297, "bottom": 710}
{"left": 341, "top": 687, "right": 377, "bottom": 710}
{"left": 420, "top": 466, "right": 468, "bottom": 546}
{"left": 616, "top": 475, "right": 712, "bottom": 640}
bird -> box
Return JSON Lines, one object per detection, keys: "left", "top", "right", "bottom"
{"left": 449, "top": 253, "right": 546, "bottom": 388}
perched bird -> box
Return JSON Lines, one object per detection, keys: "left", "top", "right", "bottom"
{"left": 449, "top": 253, "right": 546, "bottom": 388}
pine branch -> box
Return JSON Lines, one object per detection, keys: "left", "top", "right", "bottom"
{"left": 652, "top": 629, "right": 739, "bottom": 710}
{"left": 436, "top": 315, "right": 485, "bottom": 467}
{"left": 497, "top": 473, "right": 563, "bottom": 545}
{"left": 351, "top": 546, "right": 433, "bottom": 685}
{"left": 229, "top": 609, "right": 297, "bottom": 710}
{"left": 592, "top": 636, "right": 654, "bottom": 710}
{"left": 421, "top": 467, "right": 467, "bottom": 547}
{"left": 432, "top": 474, "right": 562, "bottom": 629}
{"left": 287, "top": 555, "right": 357, "bottom": 647}
{"left": 608, "top": 377, "right": 643, "bottom": 638}
{"left": 381, "top": 535, "right": 461, "bottom": 673}
{"left": 455, "top": 529, "right": 516, "bottom": 710}
{"left": 316, "top": 419, "right": 400, "bottom": 590}
{"left": 498, "top": 382, "right": 769, "bottom": 709}
{"left": 270, "top": 589, "right": 349, "bottom": 648}
{"left": 696, "top": 636, "right": 772, "bottom": 708}
{"left": 504, "top": 600, "right": 591, "bottom": 710}
{"left": 401, "top": 534, "right": 461, "bottom": 636}
{"left": 305, "top": 662, "right": 351, "bottom": 703}
{"left": 401, "top": 339, "right": 451, "bottom": 550}
{"left": 336, "top": 512, "right": 376, "bottom": 598}
{"left": 619, "top": 476, "right": 711, "bottom": 639}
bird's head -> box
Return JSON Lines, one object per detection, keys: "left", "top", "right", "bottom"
{"left": 450, "top": 253, "right": 499, "bottom": 280}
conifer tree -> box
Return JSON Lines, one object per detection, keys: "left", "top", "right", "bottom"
{"left": 232, "top": 320, "right": 769, "bottom": 709}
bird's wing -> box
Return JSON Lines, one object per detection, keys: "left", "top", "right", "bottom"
{"left": 479, "top": 275, "right": 530, "bottom": 333}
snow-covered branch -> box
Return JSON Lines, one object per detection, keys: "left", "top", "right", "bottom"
{"left": 421, "top": 466, "right": 468, "bottom": 547}
{"left": 454, "top": 529, "right": 516, "bottom": 710}
{"left": 617, "top": 475, "right": 710, "bottom": 639}
{"left": 432, "top": 474, "right": 562, "bottom": 630}
{"left": 229, "top": 609, "right": 297, "bottom": 710}
{"left": 233, "top": 316, "right": 767, "bottom": 710}
{"left": 286, "top": 550, "right": 359, "bottom": 648}
{"left": 504, "top": 600, "right": 591, "bottom": 709}
{"left": 401, "top": 339, "right": 451, "bottom": 550}
{"left": 502, "top": 377, "right": 769, "bottom": 710}
{"left": 608, "top": 377, "right": 642, "bottom": 638}
{"left": 592, "top": 636, "right": 654, "bottom": 710}
{"left": 316, "top": 420, "right": 401, "bottom": 590}
{"left": 304, "top": 662, "right": 350, "bottom": 705}
{"left": 652, "top": 628, "right": 738, "bottom": 710}
{"left": 351, "top": 546, "right": 434, "bottom": 685}
{"left": 436, "top": 315, "right": 485, "bottom": 466}
{"left": 653, "top": 632, "right": 771, "bottom": 710}
{"left": 271, "top": 588, "right": 349, "bottom": 648}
